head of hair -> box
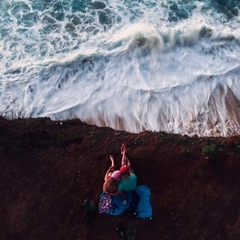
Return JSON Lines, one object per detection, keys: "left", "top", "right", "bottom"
{"left": 120, "top": 165, "right": 129, "bottom": 175}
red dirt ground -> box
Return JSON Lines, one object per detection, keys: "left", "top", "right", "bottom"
{"left": 1, "top": 117, "right": 240, "bottom": 240}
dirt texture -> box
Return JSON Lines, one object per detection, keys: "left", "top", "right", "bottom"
{"left": 1, "top": 117, "right": 240, "bottom": 240}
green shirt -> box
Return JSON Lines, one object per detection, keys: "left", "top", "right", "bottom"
{"left": 118, "top": 174, "right": 137, "bottom": 192}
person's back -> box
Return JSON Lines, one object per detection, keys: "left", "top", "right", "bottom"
{"left": 104, "top": 177, "right": 119, "bottom": 193}
{"left": 117, "top": 172, "right": 137, "bottom": 192}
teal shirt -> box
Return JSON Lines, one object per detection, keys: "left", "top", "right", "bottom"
{"left": 118, "top": 174, "right": 137, "bottom": 192}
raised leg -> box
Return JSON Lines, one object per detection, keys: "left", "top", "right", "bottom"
{"left": 121, "top": 144, "right": 131, "bottom": 167}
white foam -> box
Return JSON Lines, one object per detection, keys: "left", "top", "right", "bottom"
{"left": 1, "top": 0, "right": 240, "bottom": 136}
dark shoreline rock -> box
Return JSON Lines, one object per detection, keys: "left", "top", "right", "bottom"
{"left": 1, "top": 118, "right": 240, "bottom": 240}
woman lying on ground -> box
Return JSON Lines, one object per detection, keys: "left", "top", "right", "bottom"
{"left": 118, "top": 144, "right": 137, "bottom": 198}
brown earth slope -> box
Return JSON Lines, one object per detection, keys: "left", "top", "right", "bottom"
{"left": 0, "top": 117, "right": 240, "bottom": 240}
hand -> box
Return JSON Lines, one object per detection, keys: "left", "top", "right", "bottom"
{"left": 103, "top": 186, "right": 109, "bottom": 194}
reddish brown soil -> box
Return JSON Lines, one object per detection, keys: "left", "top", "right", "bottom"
{"left": 1, "top": 117, "right": 240, "bottom": 240}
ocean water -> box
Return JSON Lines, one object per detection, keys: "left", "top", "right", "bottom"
{"left": 0, "top": 0, "right": 240, "bottom": 136}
